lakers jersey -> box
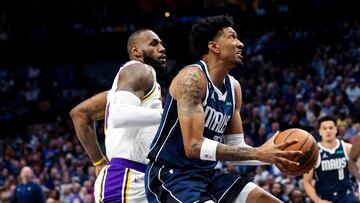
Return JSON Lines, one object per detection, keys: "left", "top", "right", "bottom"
{"left": 147, "top": 60, "right": 235, "bottom": 169}
{"left": 314, "top": 139, "right": 352, "bottom": 197}
{"left": 104, "top": 60, "right": 162, "bottom": 164}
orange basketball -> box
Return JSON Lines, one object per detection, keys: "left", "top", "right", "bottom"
{"left": 274, "top": 128, "right": 319, "bottom": 176}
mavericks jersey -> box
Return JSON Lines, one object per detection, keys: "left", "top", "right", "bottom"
{"left": 314, "top": 139, "right": 352, "bottom": 196}
{"left": 104, "top": 60, "right": 162, "bottom": 164}
{"left": 148, "top": 60, "right": 236, "bottom": 169}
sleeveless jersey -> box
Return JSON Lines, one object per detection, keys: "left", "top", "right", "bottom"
{"left": 314, "top": 139, "right": 352, "bottom": 196}
{"left": 104, "top": 60, "right": 162, "bottom": 164}
{"left": 147, "top": 60, "right": 236, "bottom": 169}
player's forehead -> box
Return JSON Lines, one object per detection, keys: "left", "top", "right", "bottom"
{"left": 320, "top": 120, "right": 336, "bottom": 128}
{"left": 220, "top": 27, "right": 237, "bottom": 36}
{"left": 138, "top": 30, "right": 161, "bottom": 43}
{"left": 214, "top": 27, "right": 237, "bottom": 41}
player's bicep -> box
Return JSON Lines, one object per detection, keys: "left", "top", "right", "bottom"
{"left": 176, "top": 69, "right": 205, "bottom": 116}
{"left": 70, "top": 91, "right": 108, "bottom": 122}
{"left": 175, "top": 68, "right": 206, "bottom": 158}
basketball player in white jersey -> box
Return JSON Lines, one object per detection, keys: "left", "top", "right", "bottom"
{"left": 70, "top": 29, "right": 167, "bottom": 203}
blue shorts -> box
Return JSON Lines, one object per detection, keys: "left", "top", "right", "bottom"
{"left": 145, "top": 162, "right": 250, "bottom": 203}
{"left": 321, "top": 190, "right": 359, "bottom": 203}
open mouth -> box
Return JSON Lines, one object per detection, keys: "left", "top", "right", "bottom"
{"left": 159, "top": 55, "right": 166, "bottom": 62}
{"left": 236, "top": 52, "right": 243, "bottom": 59}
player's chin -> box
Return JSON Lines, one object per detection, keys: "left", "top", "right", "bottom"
{"left": 234, "top": 59, "right": 243, "bottom": 67}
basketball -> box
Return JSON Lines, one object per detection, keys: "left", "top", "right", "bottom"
{"left": 274, "top": 128, "right": 319, "bottom": 176}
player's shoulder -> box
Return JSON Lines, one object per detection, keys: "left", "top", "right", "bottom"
{"left": 169, "top": 64, "right": 207, "bottom": 98}
{"left": 174, "top": 65, "right": 207, "bottom": 83}
{"left": 179, "top": 64, "right": 204, "bottom": 75}
{"left": 119, "top": 61, "right": 154, "bottom": 84}
{"left": 122, "top": 61, "right": 153, "bottom": 75}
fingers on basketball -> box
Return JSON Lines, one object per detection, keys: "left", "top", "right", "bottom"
{"left": 274, "top": 128, "right": 319, "bottom": 176}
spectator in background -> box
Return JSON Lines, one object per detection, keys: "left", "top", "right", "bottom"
{"left": 11, "top": 166, "right": 44, "bottom": 203}
{"left": 288, "top": 188, "right": 305, "bottom": 203}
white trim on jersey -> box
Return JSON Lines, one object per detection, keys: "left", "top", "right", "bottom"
{"left": 158, "top": 166, "right": 182, "bottom": 202}
{"left": 318, "top": 139, "right": 340, "bottom": 154}
{"left": 192, "top": 63, "right": 209, "bottom": 106}
{"left": 341, "top": 140, "right": 350, "bottom": 160}
{"left": 229, "top": 76, "right": 236, "bottom": 115}
{"left": 146, "top": 162, "right": 162, "bottom": 203}
{"left": 199, "top": 60, "right": 228, "bottom": 101}
{"left": 155, "top": 118, "right": 179, "bottom": 162}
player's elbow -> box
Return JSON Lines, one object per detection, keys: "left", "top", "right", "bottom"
{"left": 184, "top": 148, "right": 198, "bottom": 159}
{"left": 69, "top": 106, "right": 82, "bottom": 120}
{"left": 69, "top": 106, "right": 89, "bottom": 124}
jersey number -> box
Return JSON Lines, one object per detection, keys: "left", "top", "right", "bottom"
{"left": 338, "top": 168, "right": 344, "bottom": 180}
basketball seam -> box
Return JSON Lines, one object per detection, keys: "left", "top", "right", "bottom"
{"left": 285, "top": 131, "right": 309, "bottom": 169}
{"left": 278, "top": 129, "right": 298, "bottom": 143}
{"left": 294, "top": 142, "right": 318, "bottom": 174}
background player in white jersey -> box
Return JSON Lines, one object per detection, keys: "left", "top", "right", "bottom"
{"left": 70, "top": 29, "right": 167, "bottom": 203}
{"left": 303, "top": 116, "right": 357, "bottom": 203}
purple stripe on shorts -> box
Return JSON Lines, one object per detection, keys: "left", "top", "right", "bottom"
{"left": 109, "top": 158, "right": 147, "bottom": 173}
{"left": 102, "top": 158, "right": 146, "bottom": 203}
{"left": 103, "top": 166, "right": 124, "bottom": 203}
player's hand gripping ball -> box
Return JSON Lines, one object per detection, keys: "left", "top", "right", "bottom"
{"left": 274, "top": 128, "right": 319, "bottom": 176}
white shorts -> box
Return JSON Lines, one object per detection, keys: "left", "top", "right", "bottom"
{"left": 94, "top": 158, "right": 148, "bottom": 203}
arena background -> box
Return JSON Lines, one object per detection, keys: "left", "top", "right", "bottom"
{"left": 0, "top": 0, "right": 359, "bottom": 202}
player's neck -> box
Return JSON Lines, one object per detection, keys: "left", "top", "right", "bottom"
{"left": 202, "top": 57, "right": 229, "bottom": 89}
{"left": 321, "top": 139, "right": 337, "bottom": 149}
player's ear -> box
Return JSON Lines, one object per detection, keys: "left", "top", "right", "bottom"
{"left": 131, "top": 46, "right": 142, "bottom": 58}
{"left": 208, "top": 41, "right": 219, "bottom": 54}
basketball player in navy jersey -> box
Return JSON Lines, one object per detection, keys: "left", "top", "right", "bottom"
{"left": 70, "top": 29, "right": 167, "bottom": 203}
{"left": 145, "top": 15, "right": 301, "bottom": 203}
{"left": 303, "top": 116, "right": 358, "bottom": 203}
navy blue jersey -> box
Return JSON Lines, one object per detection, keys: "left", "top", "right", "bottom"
{"left": 314, "top": 139, "right": 352, "bottom": 197}
{"left": 147, "top": 60, "right": 235, "bottom": 169}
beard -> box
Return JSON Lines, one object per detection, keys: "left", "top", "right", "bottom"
{"left": 142, "top": 51, "right": 168, "bottom": 73}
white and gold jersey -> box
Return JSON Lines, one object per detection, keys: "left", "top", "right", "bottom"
{"left": 104, "top": 60, "right": 162, "bottom": 164}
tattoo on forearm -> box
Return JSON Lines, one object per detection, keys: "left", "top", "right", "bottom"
{"left": 177, "top": 72, "right": 203, "bottom": 116}
{"left": 216, "top": 144, "right": 256, "bottom": 161}
{"left": 191, "top": 141, "right": 202, "bottom": 155}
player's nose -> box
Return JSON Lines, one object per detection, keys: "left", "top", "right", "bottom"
{"left": 158, "top": 44, "right": 165, "bottom": 53}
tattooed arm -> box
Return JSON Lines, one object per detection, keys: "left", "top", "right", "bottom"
{"left": 170, "top": 67, "right": 300, "bottom": 170}
{"left": 349, "top": 134, "right": 360, "bottom": 181}
{"left": 70, "top": 91, "right": 108, "bottom": 175}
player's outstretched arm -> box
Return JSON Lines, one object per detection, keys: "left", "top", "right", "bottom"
{"left": 171, "top": 67, "right": 301, "bottom": 169}
{"left": 349, "top": 134, "right": 360, "bottom": 181}
{"left": 224, "top": 78, "right": 269, "bottom": 165}
{"left": 70, "top": 91, "right": 108, "bottom": 175}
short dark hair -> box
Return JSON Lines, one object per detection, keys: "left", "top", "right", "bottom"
{"left": 318, "top": 115, "right": 336, "bottom": 129}
{"left": 127, "top": 29, "right": 151, "bottom": 54}
{"left": 189, "top": 15, "right": 234, "bottom": 57}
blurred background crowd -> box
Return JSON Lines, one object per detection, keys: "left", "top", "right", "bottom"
{"left": 0, "top": 0, "right": 359, "bottom": 202}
